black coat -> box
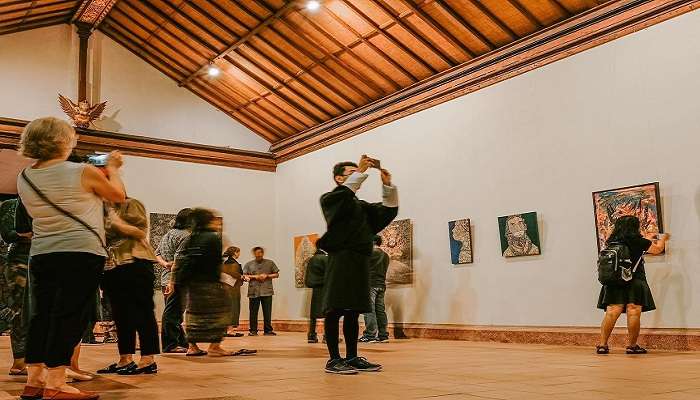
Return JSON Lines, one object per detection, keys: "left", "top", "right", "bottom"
{"left": 304, "top": 250, "right": 327, "bottom": 318}
{"left": 317, "top": 185, "right": 398, "bottom": 313}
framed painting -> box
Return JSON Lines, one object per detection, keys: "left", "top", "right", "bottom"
{"left": 497, "top": 212, "right": 541, "bottom": 257}
{"left": 592, "top": 182, "right": 663, "bottom": 251}
{"left": 448, "top": 219, "right": 473, "bottom": 264}
{"left": 294, "top": 234, "right": 319, "bottom": 288}
{"left": 379, "top": 219, "right": 413, "bottom": 286}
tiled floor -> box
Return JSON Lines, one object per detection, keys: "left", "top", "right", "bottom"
{"left": 2, "top": 333, "right": 700, "bottom": 400}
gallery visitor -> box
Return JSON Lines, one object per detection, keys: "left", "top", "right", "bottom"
{"left": 16, "top": 116, "right": 126, "bottom": 400}
{"left": 304, "top": 248, "right": 328, "bottom": 343}
{"left": 316, "top": 155, "right": 398, "bottom": 374}
{"left": 243, "top": 247, "right": 280, "bottom": 336}
{"left": 222, "top": 246, "right": 245, "bottom": 337}
{"left": 359, "top": 235, "right": 391, "bottom": 343}
{"left": 597, "top": 215, "right": 669, "bottom": 355}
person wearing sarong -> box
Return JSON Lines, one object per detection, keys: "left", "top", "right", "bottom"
{"left": 168, "top": 208, "right": 236, "bottom": 357}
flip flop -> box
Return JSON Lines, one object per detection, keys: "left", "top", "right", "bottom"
{"left": 207, "top": 350, "right": 236, "bottom": 357}
{"left": 233, "top": 349, "right": 257, "bottom": 356}
{"left": 186, "top": 350, "right": 208, "bottom": 357}
{"left": 9, "top": 368, "right": 27, "bottom": 376}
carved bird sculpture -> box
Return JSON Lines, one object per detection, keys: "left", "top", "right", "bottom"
{"left": 58, "top": 94, "right": 107, "bottom": 128}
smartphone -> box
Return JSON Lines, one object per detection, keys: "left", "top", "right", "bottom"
{"left": 86, "top": 153, "right": 109, "bottom": 166}
{"left": 362, "top": 155, "right": 381, "bottom": 169}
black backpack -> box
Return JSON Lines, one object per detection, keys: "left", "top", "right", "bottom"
{"left": 597, "top": 242, "right": 642, "bottom": 286}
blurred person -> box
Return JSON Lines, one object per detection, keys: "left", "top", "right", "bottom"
{"left": 17, "top": 117, "right": 126, "bottom": 400}
{"left": 222, "top": 246, "right": 245, "bottom": 337}
{"left": 156, "top": 208, "right": 191, "bottom": 354}
{"left": 304, "top": 249, "right": 327, "bottom": 344}
{"left": 97, "top": 198, "right": 160, "bottom": 375}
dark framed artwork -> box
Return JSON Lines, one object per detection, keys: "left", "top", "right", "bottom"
{"left": 448, "top": 219, "right": 473, "bottom": 264}
{"left": 592, "top": 182, "right": 663, "bottom": 251}
{"left": 497, "top": 212, "right": 541, "bottom": 257}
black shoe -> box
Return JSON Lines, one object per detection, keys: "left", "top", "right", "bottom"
{"left": 345, "top": 356, "right": 382, "bottom": 372}
{"left": 118, "top": 362, "right": 157, "bottom": 375}
{"left": 308, "top": 337, "right": 319, "bottom": 344}
{"left": 249, "top": 331, "right": 258, "bottom": 336}
{"left": 596, "top": 345, "right": 609, "bottom": 355}
{"left": 358, "top": 336, "right": 376, "bottom": 343}
{"left": 626, "top": 345, "right": 648, "bottom": 354}
{"left": 264, "top": 331, "right": 277, "bottom": 336}
{"left": 97, "top": 361, "right": 136, "bottom": 374}
{"left": 324, "top": 359, "right": 358, "bottom": 375}
{"left": 377, "top": 337, "right": 390, "bottom": 343}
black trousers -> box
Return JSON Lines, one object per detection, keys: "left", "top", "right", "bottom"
{"left": 325, "top": 309, "right": 360, "bottom": 361}
{"left": 25, "top": 252, "right": 104, "bottom": 368}
{"left": 102, "top": 260, "right": 160, "bottom": 356}
{"left": 161, "top": 285, "right": 187, "bottom": 351}
{"left": 249, "top": 296, "right": 273, "bottom": 333}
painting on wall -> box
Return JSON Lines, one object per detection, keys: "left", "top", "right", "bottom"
{"left": 592, "top": 182, "right": 663, "bottom": 251}
{"left": 498, "top": 212, "right": 541, "bottom": 257}
{"left": 379, "top": 219, "right": 413, "bottom": 286}
{"left": 294, "top": 234, "right": 319, "bottom": 288}
{"left": 448, "top": 219, "right": 473, "bottom": 264}
{"left": 149, "top": 213, "right": 177, "bottom": 289}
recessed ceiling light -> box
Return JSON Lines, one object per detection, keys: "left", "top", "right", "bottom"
{"left": 306, "top": 0, "right": 321, "bottom": 11}
{"left": 207, "top": 66, "right": 220, "bottom": 77}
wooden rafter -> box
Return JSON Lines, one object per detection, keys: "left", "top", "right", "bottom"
{"left": 72, "top": 0, "right": 117, "bottom": 29}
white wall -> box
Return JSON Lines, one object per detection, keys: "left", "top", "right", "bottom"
{"left": 273, "top": 9, "right": 700, "bottom": 329}
{"left": 0, "top": 25, "right": 269, "bottom": 152}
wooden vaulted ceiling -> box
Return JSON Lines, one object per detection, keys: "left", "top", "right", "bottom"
{"left": 0, "top": 0, "right": 81, "bottom": 35}
{"left": 97, "top": 0, "right": 606, "bottom": 144}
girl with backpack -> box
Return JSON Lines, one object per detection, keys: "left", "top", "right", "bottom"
{"left": 597, "top": 215, "right": 669, "bottom": 355}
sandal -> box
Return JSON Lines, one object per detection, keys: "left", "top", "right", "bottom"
{"left": 232, "top": 349, "right": 257, "bottom": 356}
{"left": 626, "top": 345, "right": 648, "bottom": 354}
{"left": 186, "top": 350, "right": 208, "bottom": 357}
{"left": 9, "top": 367, "right": 28, "bottom": 376}
{"left": 596, "top": 345, "right": 609, "bottom": 355}
{"left": 207, "top": 350, "right": 235, "bottom": 357}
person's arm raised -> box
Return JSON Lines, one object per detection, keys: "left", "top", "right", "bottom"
{"left": 646, "top": 233, "right": 670, "bottom": 255}
{"left": 82, "top": 151, "right": 126, "bottom": 203}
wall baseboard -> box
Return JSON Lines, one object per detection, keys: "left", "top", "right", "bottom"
{"left": 236, "top": 320, "right": 700, "bottom": 351}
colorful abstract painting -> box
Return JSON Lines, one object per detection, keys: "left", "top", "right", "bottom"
{"left": 294, "top": 234, "right": 319, "bottom": 288}
{"left": 149, "top": 213, "right": 177, "bottom": 289}
{"left": 379, "top": 219, "right": 413, "bottom": 286}
{"left": 592, "top": 182, "right": 663, "bottom": 251}
{"left": 449, "top": 219, "right": 473, "bottom": 264}
{"left": 498, "top": 212, "right": 541, "bottom": 257}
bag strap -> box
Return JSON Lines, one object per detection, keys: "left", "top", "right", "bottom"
{"left": 632, "top": 252, "right": 643, "bottom": 273}
{"left": 20, "top": 169, "right": 108, "bottom": 252}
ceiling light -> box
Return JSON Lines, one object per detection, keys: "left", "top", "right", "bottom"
{"left": 306, "top": 0, "right": 321, "bottom": 11}
{"left": 207, "top": 66, "right": 220, "bottom": 77}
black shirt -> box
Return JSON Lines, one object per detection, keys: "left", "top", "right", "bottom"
{"left": 177, "top": 230, "right": 222, "bottom": 284}
{"left": 619, "top": 235, "right": 652, "bottom": 279}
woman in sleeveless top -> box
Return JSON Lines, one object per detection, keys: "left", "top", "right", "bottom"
{"left": 16, "top": 117, "right": 126, "bottom": 400}
{"left": 596, "top": 215, "right": 669, "bottom": 355}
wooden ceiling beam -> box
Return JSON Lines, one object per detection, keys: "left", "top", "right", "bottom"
{"left": 0, "top": 8, "right": 71, "bottom": 26}
{"left": 547, "top": 0, "right": 573, "bottom": 16}
{"left": 393, "top": 0, "right": 474, "bottom": 61}
{"left": 320, "top": 3, "right": 418, "bottom": 83}
{"left": 432, "top": 0, "right": 496, "bottom": 51}
{"left": 505, "top": 0, "right": 544, "bottom": 29}
{"left": 0, "top": 16, "right": 67, "bottom": 35}
{"left": 249, "top": 0, "right": 368, "bottom": 107}
{"left": 179, "top": 1, "right": 297, "bottom": 87}
{"left": 463, "top": 0, "right": 518, "bottom": 41}
{"left": 270, "top": 0, "right": 700, "bottom": 161}
{"left": 351, "top": 0, "right": 451, "bottom": 70}
{"left": 0, "top": 0, "right": 34, "bottom": 9}
{"left": 0, "top": 117, "right": 277, "bottom": 171}
{"left": 292, "top": 10, "right": 401, "bottom": 93}
{"left": 0, "top": 0, "right": 74, "bottom": 18}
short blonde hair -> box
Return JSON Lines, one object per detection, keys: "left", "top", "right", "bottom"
{"left": 18, "top": 117, "right": 75, "bottom": 161}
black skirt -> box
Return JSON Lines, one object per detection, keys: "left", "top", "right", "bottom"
{"left": 184, "top": 282, "right": 229, "bottom": 343}
{"left": 597, "top": 278, "right": 656, "bottom": 312}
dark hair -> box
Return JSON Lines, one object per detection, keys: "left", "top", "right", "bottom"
{"left": 606, "top": 215, "right": 642, "bottom": 244}
{"left": 252, "top": 246, "right": 264, "bottom": 253}
{"left": 332, "top": 162, "right": 358, "bottom": 180}
{"left": 173, "top": 208, "right": 192, "bottom": 229}
{"left": 188, "top": 208, "right": 216, "bottom": 232}
{"left": 373, "top": 235, "right": 383, "bottom": 246}
{"left": 223, "top": 246, "right": 240, "bottom": 257}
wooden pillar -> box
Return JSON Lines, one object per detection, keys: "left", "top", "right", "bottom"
{"left": 76, "top": 23, "right": 92, "bottom": 102}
